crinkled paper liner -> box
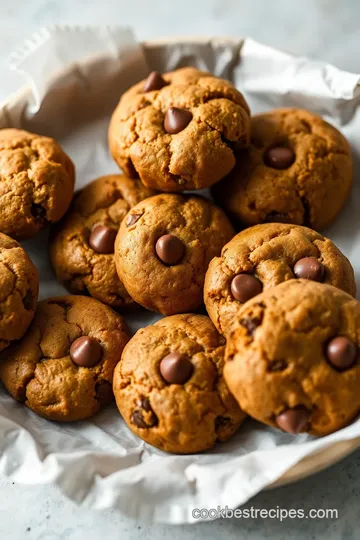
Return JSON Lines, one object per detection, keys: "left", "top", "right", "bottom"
{"left": 1, "top": 26, "right": 360, "bottom": 524}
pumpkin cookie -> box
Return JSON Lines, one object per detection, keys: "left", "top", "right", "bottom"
{"left": 0, "top": 128, "right": 75, "bottom": 239}
{"left": 109, "top": 67, "right": 251, "bottom": 191}
{"left": 212, "top": 109, "right": 353, "bottom": 230}
{"left": 115, "top": 193, "right": 234, "bottom": 315}
{"left": 49, "top": 174, "right": 156, "bottom": 308}
{"left": 204, "top": 223, "right": 356, "bottom": 335}
{"left": 113, "top": 314, "right": 246, "bottom": 453}
{"left": 0, "top": 233, "right": 38, "bottom": 352}
{"left": 0, "top": 296, "right": 130, "bottom": 421}
{"left": 224, "top": 280, "right": 360, "bottom": 436}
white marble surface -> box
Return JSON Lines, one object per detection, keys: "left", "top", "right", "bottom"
{"left": 1, "top": 1, "right": 360, "bottom": 538}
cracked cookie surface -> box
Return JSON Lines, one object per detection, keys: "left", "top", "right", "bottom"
{"left": 224, "top": 280, "right": 360, "bottom": 436}
{"left": 113, "top": 314, "right": 246, "bottom": 453}
{"left": 212, "top": 108, "right": 353, "bottom": 230}
{"left": 204, "top": 223, "right": 356, "bottom": 335}
{"left": 108, "top": 67, "right": 251, "bottom": 191}
{"left": 0, "top": 128, "right": 75, "bottom": 239}
{"left": 49, "top": 174, "right": 156, "bottom": 308}
{"left": 115, "top": 193, "right": 235, "bottom": 315}
{"left": 0, "top": 233, "right": 38, "bottom": 352}
{"left": 0, "top": 295, "right": 130, "bottom": 421}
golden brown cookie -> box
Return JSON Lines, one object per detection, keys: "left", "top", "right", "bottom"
{"left": 204, "top": 223, "right": 356, "bottom": 335}
{"left": 115, "top": 193, "right": 235, "bottom": 315}
{"left": 113, "top": 314, "right": 246, "bottom": 453}
{"left": 49, "top": 174, "right": 156, "bottom": 308}
{"left": 0, "top": 128, "right": 75, "bottom": 239}
{"left": 0, "top": 296, "right": 130, "bottom": 421}
{"left": 224, "top": 279, "right": 360, "bottom": 436}
{"left": 108, "top": 67, "right": 251, "bottom": 191}
{"left": 0, "top": 233, "right": 38, "bottom": 352}
{"left": 212, "top": 109, "right": 353, "bottom": 230}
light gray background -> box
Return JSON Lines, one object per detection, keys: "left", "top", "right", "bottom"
{"left": 1, "top": 1, "right": 360, "bottom": 539}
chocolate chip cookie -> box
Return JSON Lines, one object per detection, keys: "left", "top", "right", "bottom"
{"left": 49, "top": 174, "right": 156, "bottom": 308}
{"left": 0, "top": 233, "right": 38, "bottom": 352}
{"left": 224, "top": 279, "right": 360, "bottom": 436}
{"left": 204, "top": 223, "right": 356, "bottom": 335}
{"left": 113, "top": 314, "right": 246, "bottom": 453}
{"left": 108, "top": 67, "right": 251, "bottom": 191}
{"left": 0, "top": 128, "right": 75, "bottom": 239}
{"left": 115, "top": 193, "right": 235, "bottom": 315}
{"left": 0, "top": 296, "right": 130, "bottom": 421}
{"left": 212, "top": 109, "right": 353, "bottom": 230}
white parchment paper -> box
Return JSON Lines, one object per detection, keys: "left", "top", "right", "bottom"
{"left": 1, "top": 26, "right": 360, "bottom": 524}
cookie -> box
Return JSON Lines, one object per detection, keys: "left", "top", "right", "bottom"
{"left": 0, "top": 128, "right": 75, "bottom": 239}
{"left": 0, "top": 296, "right": 130, "bottom": 421}
{"left": 49, "top": 174, "right": 156, "bottom": 308}
{"left": 212, "top": 109, "right": 353, "bottom": 230}
{"left": 204, "top": 223, "right": 356, "bottom": 335}
{"left": 224, "top": 279, "right": 360, "bottom": 436}
{"left": 113, "top": 314, "right": 246, "bottom": 453}
{"left": 108, "top": 67, "right": 251, "bottom": 191}
{"left": 115, "top": 193, "right": 235, "bottom": 315}
{"left": 0, "top": 233, "right": 38, "bottom": 352}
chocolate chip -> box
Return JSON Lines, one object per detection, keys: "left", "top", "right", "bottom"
{"left": 126, "top": 213, "right": 143, "bottom": 227}
{"left": 293, "top": 257, "right": 324, "bottom": 282}
{"left": 143, "top": 71, "right": 167, "bottom": 92}
{"left": 31, "top": 203, "right": 47, "bottom": 222}
{"left": 164, "top": 107, "right": 193, "bottom": 134}
{"left": 131, "top": 410, "right": 148, "bottom": 428}
{"left": 268, "top": 360, "right": 288, "bottom": 372}
{"left": 240, "top": 316, "right": 263, "bottom": 336}
{"left": 264, "top": 147, "right": 295, "bottom": 169}
{"left": 137, "top": 396, "right": 151, "bottom": 411}
{"left": 326, "top": 336, "right": 357, "bottom": 371}
{"left": 230, "top": 274, "right": 263, "bottom": 303}
{"left": 155, "top": 234, "right": 185, "bottom": 265}
{"left": 131, "top": 401, "right": 158, "bottom": 429}
{"left": 70, "top": 336, "right": 103, "bottom": 367}
{"left": 160, "top": 352, "right": 194, "bottom": 384}
{"left": 23, "top": 289, "right": 34, "bottom": 311}
{"left": 95, "top": 381, "right": 114, "bottom": 407}
{"left": 215, "top": 416, "right": 231, "bottom": 431}
{"left": 276, "top": 406, "right": 310, "bottom": 434}
{"left": 88, "top": 225, "right": 117, "bottom": 254}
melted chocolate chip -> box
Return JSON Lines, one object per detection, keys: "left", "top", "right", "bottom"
{"left": 264, "top": 147, "right": 295, "bottom": 169}
{"left": 276, "top": 406, "right": 310, "bottom": 434}
{"left": 126, "top": 213, "right": 143, "bottom": 227}
{"left": 89, "top": 225, "right": 117, "bottom": 254}
{"left": 160, "top": 352, "right": 194, "bottom": 384}
{"left": 143, "top": 71, "right": 167, "bottom": 92}
{"left": 164, "top": 107, "right": 193, "bottom": 134}
{"left": 70, "top": 336, "right": 103, "bottom": 367}
{"left": 155, "top": 234, "right": 185, "bottom": 265}
{"left": 326, "top": 336, "right": 357, "bottom": 371}
{"left": 230, "top": 274, "right": 263, "bottom": 303}
{"left": 293, "top": 257, "right": 324, "bottom": 282}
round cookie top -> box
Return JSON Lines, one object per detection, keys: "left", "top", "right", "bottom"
{"left": 113, "top": 314, "right": 246, "bottom": 453}
{"left": 115, "top": 193, "right": 235, "bottom": 315}
{"left": 224, "top": 280, "right": 360, "bottom": 436}
{"left": 0, "top": 296, "right": 130, "bottom": 422}
{"left": 50, "top": 174, "right": 156, "bottom": 308}
{"left": 108, "top": 67, "right": 251, "bottom": 192}
{"left": 0, "top": 129, "right": 75, "bottom": 239}
{"left": 0, "top": 233, "right": 38, "bottom": 352}
{"left": 212, "top": 108, "right": 353, "bottom": 230}
{"left": 204, "top": 223, "right": 356, "bottom": 335}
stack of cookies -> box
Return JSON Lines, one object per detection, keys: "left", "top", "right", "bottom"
{"left": 0, "top": 67, "right": 359, "bottom": 455}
